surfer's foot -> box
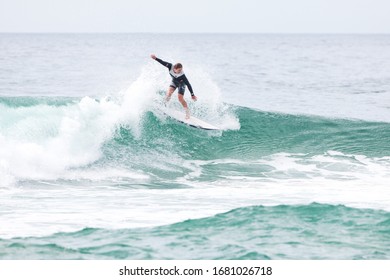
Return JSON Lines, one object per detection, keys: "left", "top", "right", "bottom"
{"left": 185, "top": 109, "right": 190, "bottom": 119}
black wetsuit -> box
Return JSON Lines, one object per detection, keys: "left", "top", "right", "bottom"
{"left": 155, "top": 57, "right": 194, "bottom": 96}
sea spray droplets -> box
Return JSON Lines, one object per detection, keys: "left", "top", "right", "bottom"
{"left": 0, "top": 97, "right": 121, "bottom": 183}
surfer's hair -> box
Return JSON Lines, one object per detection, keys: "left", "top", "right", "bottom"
{"left": 173, "top": 63, "right": 182, "bottom": 69}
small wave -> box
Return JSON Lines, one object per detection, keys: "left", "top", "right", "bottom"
{"left": 1, "top": 203, "right": 389, "bottom": 259}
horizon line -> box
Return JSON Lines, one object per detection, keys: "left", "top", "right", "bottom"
{"left": 1, "top": 31, "right": 389, "bottom": 35}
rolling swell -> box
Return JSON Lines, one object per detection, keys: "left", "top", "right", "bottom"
{"left": 0, "top": 96, "right": 76, "bottom": 108}
{"left": 1, "top": 203, "right": 389, "bottom": 259}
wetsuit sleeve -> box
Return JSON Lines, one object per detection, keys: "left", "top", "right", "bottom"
{"left": 155, "top": 57, "right": 172, "bottom": 70}
{"left": 183, "top": 75, "right": 194, "bottom": 95}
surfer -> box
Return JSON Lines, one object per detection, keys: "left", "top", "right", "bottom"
{"left": 151, "top": 54, "right": 197, "bottom": 119}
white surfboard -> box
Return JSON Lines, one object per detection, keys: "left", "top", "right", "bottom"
{"left": 161, "top": 107, "right": 220, "bottom": 130}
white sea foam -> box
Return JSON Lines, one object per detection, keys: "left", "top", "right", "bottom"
{"left": 1, "top": 151, "right": 389, "bottom": 238}
{"left": 0, "top": 64, "right": 239, "bottom": 187}
{"left": 0, "top": 98, "right": 118, "bottom": 185}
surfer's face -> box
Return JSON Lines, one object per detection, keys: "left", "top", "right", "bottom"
{"left": 173, "top": 67, "right": 182, "bottom": 74}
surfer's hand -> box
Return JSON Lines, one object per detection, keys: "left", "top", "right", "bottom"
{"left": 192, "top": 95, "right": 197, "bottom": 101}
{"left": 150, "top": 54, "right": 156, "bottom": 60}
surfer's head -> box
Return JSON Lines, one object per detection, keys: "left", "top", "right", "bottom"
{"left": 173, "top": 63, "right": 183, "bottom": 73}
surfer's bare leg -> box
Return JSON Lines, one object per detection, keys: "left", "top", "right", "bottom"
{"left": 178, "top": 94, "right": 190, "bottom": 119}
{"left": 165, "top": 86, "right": 175, "bottom": 103}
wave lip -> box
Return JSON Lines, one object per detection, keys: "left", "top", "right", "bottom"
{"left": 0, "top": 96, "right": 121, "bottom": 185}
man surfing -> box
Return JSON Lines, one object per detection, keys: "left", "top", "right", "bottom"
{"left": 151, "top": 54, "right": 197, "bottom": 119}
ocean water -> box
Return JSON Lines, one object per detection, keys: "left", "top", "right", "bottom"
{"left": 0, "top": 34, "right": 389, "bottom": 259}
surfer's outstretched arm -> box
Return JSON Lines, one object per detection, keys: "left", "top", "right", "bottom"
{"left": 150, "top": 54, "right": 172, "bottom": 69}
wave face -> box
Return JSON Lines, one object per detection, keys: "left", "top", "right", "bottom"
{"left": 1, "top": 203, "right": 389, "bottom": 259}
{"left": 1, "top": 95, "right": 389, "bottom": 185}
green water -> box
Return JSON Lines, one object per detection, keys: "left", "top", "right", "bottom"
{"left": 1, "top": 204, "right": 389, "bottom": 260}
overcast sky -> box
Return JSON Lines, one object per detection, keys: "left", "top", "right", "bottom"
{"left": 0, "top": 0, "right": 389, "bottom": 33}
